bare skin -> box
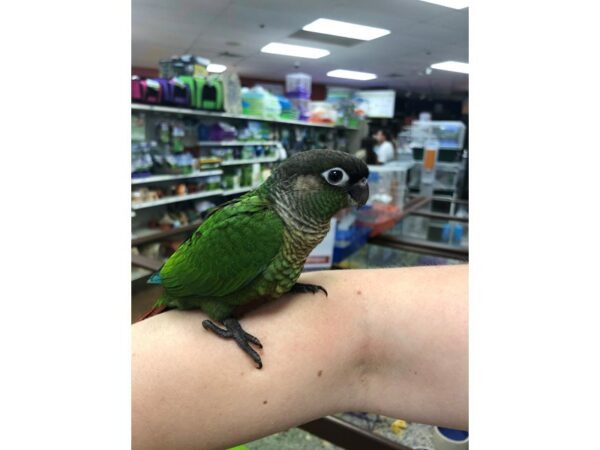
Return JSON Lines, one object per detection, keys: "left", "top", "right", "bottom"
{"left": 132, "top": 265, "right": 468, "bottom": 450}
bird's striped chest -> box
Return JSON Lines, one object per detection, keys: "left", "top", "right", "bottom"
{"left": 281, "top": 225, "right": 328, "bottom": 265}
{"left": 258, "top": 219, "right": 329, "bottom": 296}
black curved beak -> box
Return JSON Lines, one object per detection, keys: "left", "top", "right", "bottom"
{"left": 348, "top": 178, "right": 369, "bottom": 207}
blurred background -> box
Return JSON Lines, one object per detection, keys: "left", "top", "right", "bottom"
{"left": 131, "top": 1, "right": 468, "bottom": 449}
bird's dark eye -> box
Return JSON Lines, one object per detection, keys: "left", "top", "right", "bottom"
{"left": 328, "top": 170, "right": 343, "bottom": 183}
{"left": 321, "top": 167, "right": 349, "bottom": 186}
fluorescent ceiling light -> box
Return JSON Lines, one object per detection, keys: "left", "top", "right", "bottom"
{"left": 418, "top": 0, "right": 468, "bottom": 9}
{"left": 327, "top": 69, "right": 377, "bottom": 81}
{"left": 261, "top": 42, "right": 330, "bottom": 59}
{"left": 302, "top": 18, "right": 390, "bottom": 41}
{"left": 207, "top": 63, "right": 227, "bottom": 73}
{"left": 430, "top": 61, "right": 469, "bottom": 74}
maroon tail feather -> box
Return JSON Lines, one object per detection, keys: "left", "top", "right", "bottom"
{"left": 134, "top": 304, "right": 171, "bottom": 323}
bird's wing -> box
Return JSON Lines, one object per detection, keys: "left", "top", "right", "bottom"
{"left": 159, "top": 193, "right": 284, "bottom": 299}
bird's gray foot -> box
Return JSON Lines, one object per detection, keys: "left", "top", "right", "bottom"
{"left": 202, "top": 318, "right": 263, "bottom": 369}
{"left": 290, "top": 282, "right": 328, "bottom": 297}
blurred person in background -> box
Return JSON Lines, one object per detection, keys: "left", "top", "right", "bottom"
{"left": 373, "top": 129, "right": 395, "bottom": 164}
{"left": 359, "top": 136, "right": 379, "bottom": 165}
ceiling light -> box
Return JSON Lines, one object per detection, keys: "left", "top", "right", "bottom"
{"left": 430, "top": 61, "right": 469, "bottom": 74}
{"left": 207, "top": 63, "right": 227, "bottom": 73}
{"left": 327, "top": 69, "right": 377, "bottom": 81}
{"left": 261, "top": 42, "right": 330, "bottom": 59}
{"left": 418, "top": 0, "right": 468, "bottom": 9}
{"left": 302, "top": 18, "right": 390, "bottom": 41}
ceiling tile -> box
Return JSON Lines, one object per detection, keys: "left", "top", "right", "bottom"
{"left": 132, "top": 0, "right": 468, "bottom": 95}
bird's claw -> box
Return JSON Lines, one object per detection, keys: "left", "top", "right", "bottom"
{"left": 290, "top": 282, "right": 328, "bottom": 297}
{"left": 202, "top": 318, "right": 264, "bottom": 369}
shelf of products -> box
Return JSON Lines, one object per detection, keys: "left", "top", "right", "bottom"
{"left": 365, "top": 196, "right": 468, "bottom": 261}
{"left": 132, "top": 189, "right": 223, "bottom": 210}
{"left": 131, "top": 267, "right": 153, "bottom": 282}
{"left": 197, "top": 140, "right": 279, "bottom": 146}
{"left": 220, "top": 157, "right": 279, "bottom": 166}
{"left": 131, "top": 169, "right": 223, "bottom": 185}
{"left": 132, "top": 221, "right": 202, "bottom": 246}
{"left": 131, "top": 86, "right": 362, "bottom": 283}
{"left": 132, "top": 104, "right": 357, "bottom": 130}
{"left": 221, "top": 186, "right": 254, "bottom": 196}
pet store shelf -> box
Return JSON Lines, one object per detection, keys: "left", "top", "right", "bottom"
{"left": 221, "top": 186, "right": 254, "bottom": 196}
{"left": 132, "top": 222, "right": 202, "bottom": 246}
{"left": 131, "top": 189, "right": 224, "bottom": 210}
{"left": 131, "top": 267, "right": 153, "bottom": 282}
{"left": 220, "top": 157, "right": 279, "bottom": 166}
{"left": 197, "top": 140, "right": 280, "bottom": 146}
{"left": 131, "top": 170, "right": 223, "bottom": 185}
{"left": 413, "top": 161, "right": 462, "bottom": 170}
{"left": 131, "top": 254, "right": 164, "bottom": 272}
{"left": 131, "top": 104, "right": 357, "bottom": 130}
{"left": 131, "top": 185, "right": 256, "bottom": 246}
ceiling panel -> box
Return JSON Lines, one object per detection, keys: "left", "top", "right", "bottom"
{"left": 132, "top": 0, "right": 468, "bottom": 96}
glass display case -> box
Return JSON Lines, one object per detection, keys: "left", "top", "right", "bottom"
{"left": 367, "top": 162, "right": 415, "bottom": 211}
{"left": 393, "top": 198, "right": 468, "bottom": 249}
{"left": 336, "top": 196, "right": 468, "bottom": 270}
{"left": 408, "top": 121, "right": 466, "bottom": 150}
{"left": 408, "top": 162, "right": 464, "bottom": 195}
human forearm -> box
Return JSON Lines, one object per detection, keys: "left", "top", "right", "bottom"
{"left": 131, "top": 278, "right": 366, "bottom": 450}
{"left": 132, "top": 265, "right": 468, "bottom": 449}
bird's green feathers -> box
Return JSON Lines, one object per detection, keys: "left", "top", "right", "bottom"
{"left": 159, "top": 191, "right": 284, "bottom": 302}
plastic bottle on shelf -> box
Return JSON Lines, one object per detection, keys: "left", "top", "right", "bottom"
{"left": 286, "top": 73, "right": 311, "bottom": 121}
{"left": 285, "top": 73, "right": 311, "bottom": 99}
{"left": 453, "top": 223, "right": 463, "bottom": 245}
{"left": 421, "top": 133, "right": 439, "bottom": 185}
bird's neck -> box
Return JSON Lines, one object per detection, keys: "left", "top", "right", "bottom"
{"left": 266, "top": 183, "right": 334, "bottom": 232}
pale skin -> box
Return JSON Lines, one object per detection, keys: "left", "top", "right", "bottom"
{"left": 132, "top": 265, "right": 468, "bottom": 450}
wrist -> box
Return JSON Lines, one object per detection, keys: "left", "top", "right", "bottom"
{"left": 296, "top": 269, "right": 381, "bottom": 412}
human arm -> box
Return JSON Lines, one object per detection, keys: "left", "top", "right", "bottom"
{"left": 132, "top": 265, "right": 468, "bottom": 450}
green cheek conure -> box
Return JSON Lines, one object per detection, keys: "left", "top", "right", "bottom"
{"left": 137, "top": 149, "right": 369, "bottom": 368}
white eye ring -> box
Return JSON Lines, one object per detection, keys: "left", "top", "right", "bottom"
{"left": 321, "top": 167, "right": 349, "bottom": 186}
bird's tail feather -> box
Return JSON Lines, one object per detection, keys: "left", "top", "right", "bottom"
{"left": 134, "top": 294, "right": 172, "bottom": 323}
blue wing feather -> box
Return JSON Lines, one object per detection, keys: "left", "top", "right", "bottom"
{"left": 147, "top": 271, "right": 163, "bottom": 284}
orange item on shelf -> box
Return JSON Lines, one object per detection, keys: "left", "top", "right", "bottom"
{"left": 423, "top": 148, "right": 437, "bottom": 170}
{"left": 356, "top": 203, "right": 403, "bottom": 237}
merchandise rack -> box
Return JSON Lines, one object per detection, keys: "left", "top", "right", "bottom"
{"left": 132, "top": 189, "right": 224, "bottom": 210}
{"left": 197, "top": 140, "right": 279, "bottom": 146}
{"left": 131, "top": 169, "right": 223, "bottom": 185}
{"left": 131, "top": 102, "right": 361, "bottom": 282}
{"left": 221, "top": 186, "right": 253, "bottom": 196}
{"left": 219, "top": 157, "right": 279, "bottom": 166}
{"left": 132, "top": 103, "right": 357, "bottom": 130}
{"left": 132, "top": 221, "right": 202, "bottom": 246}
